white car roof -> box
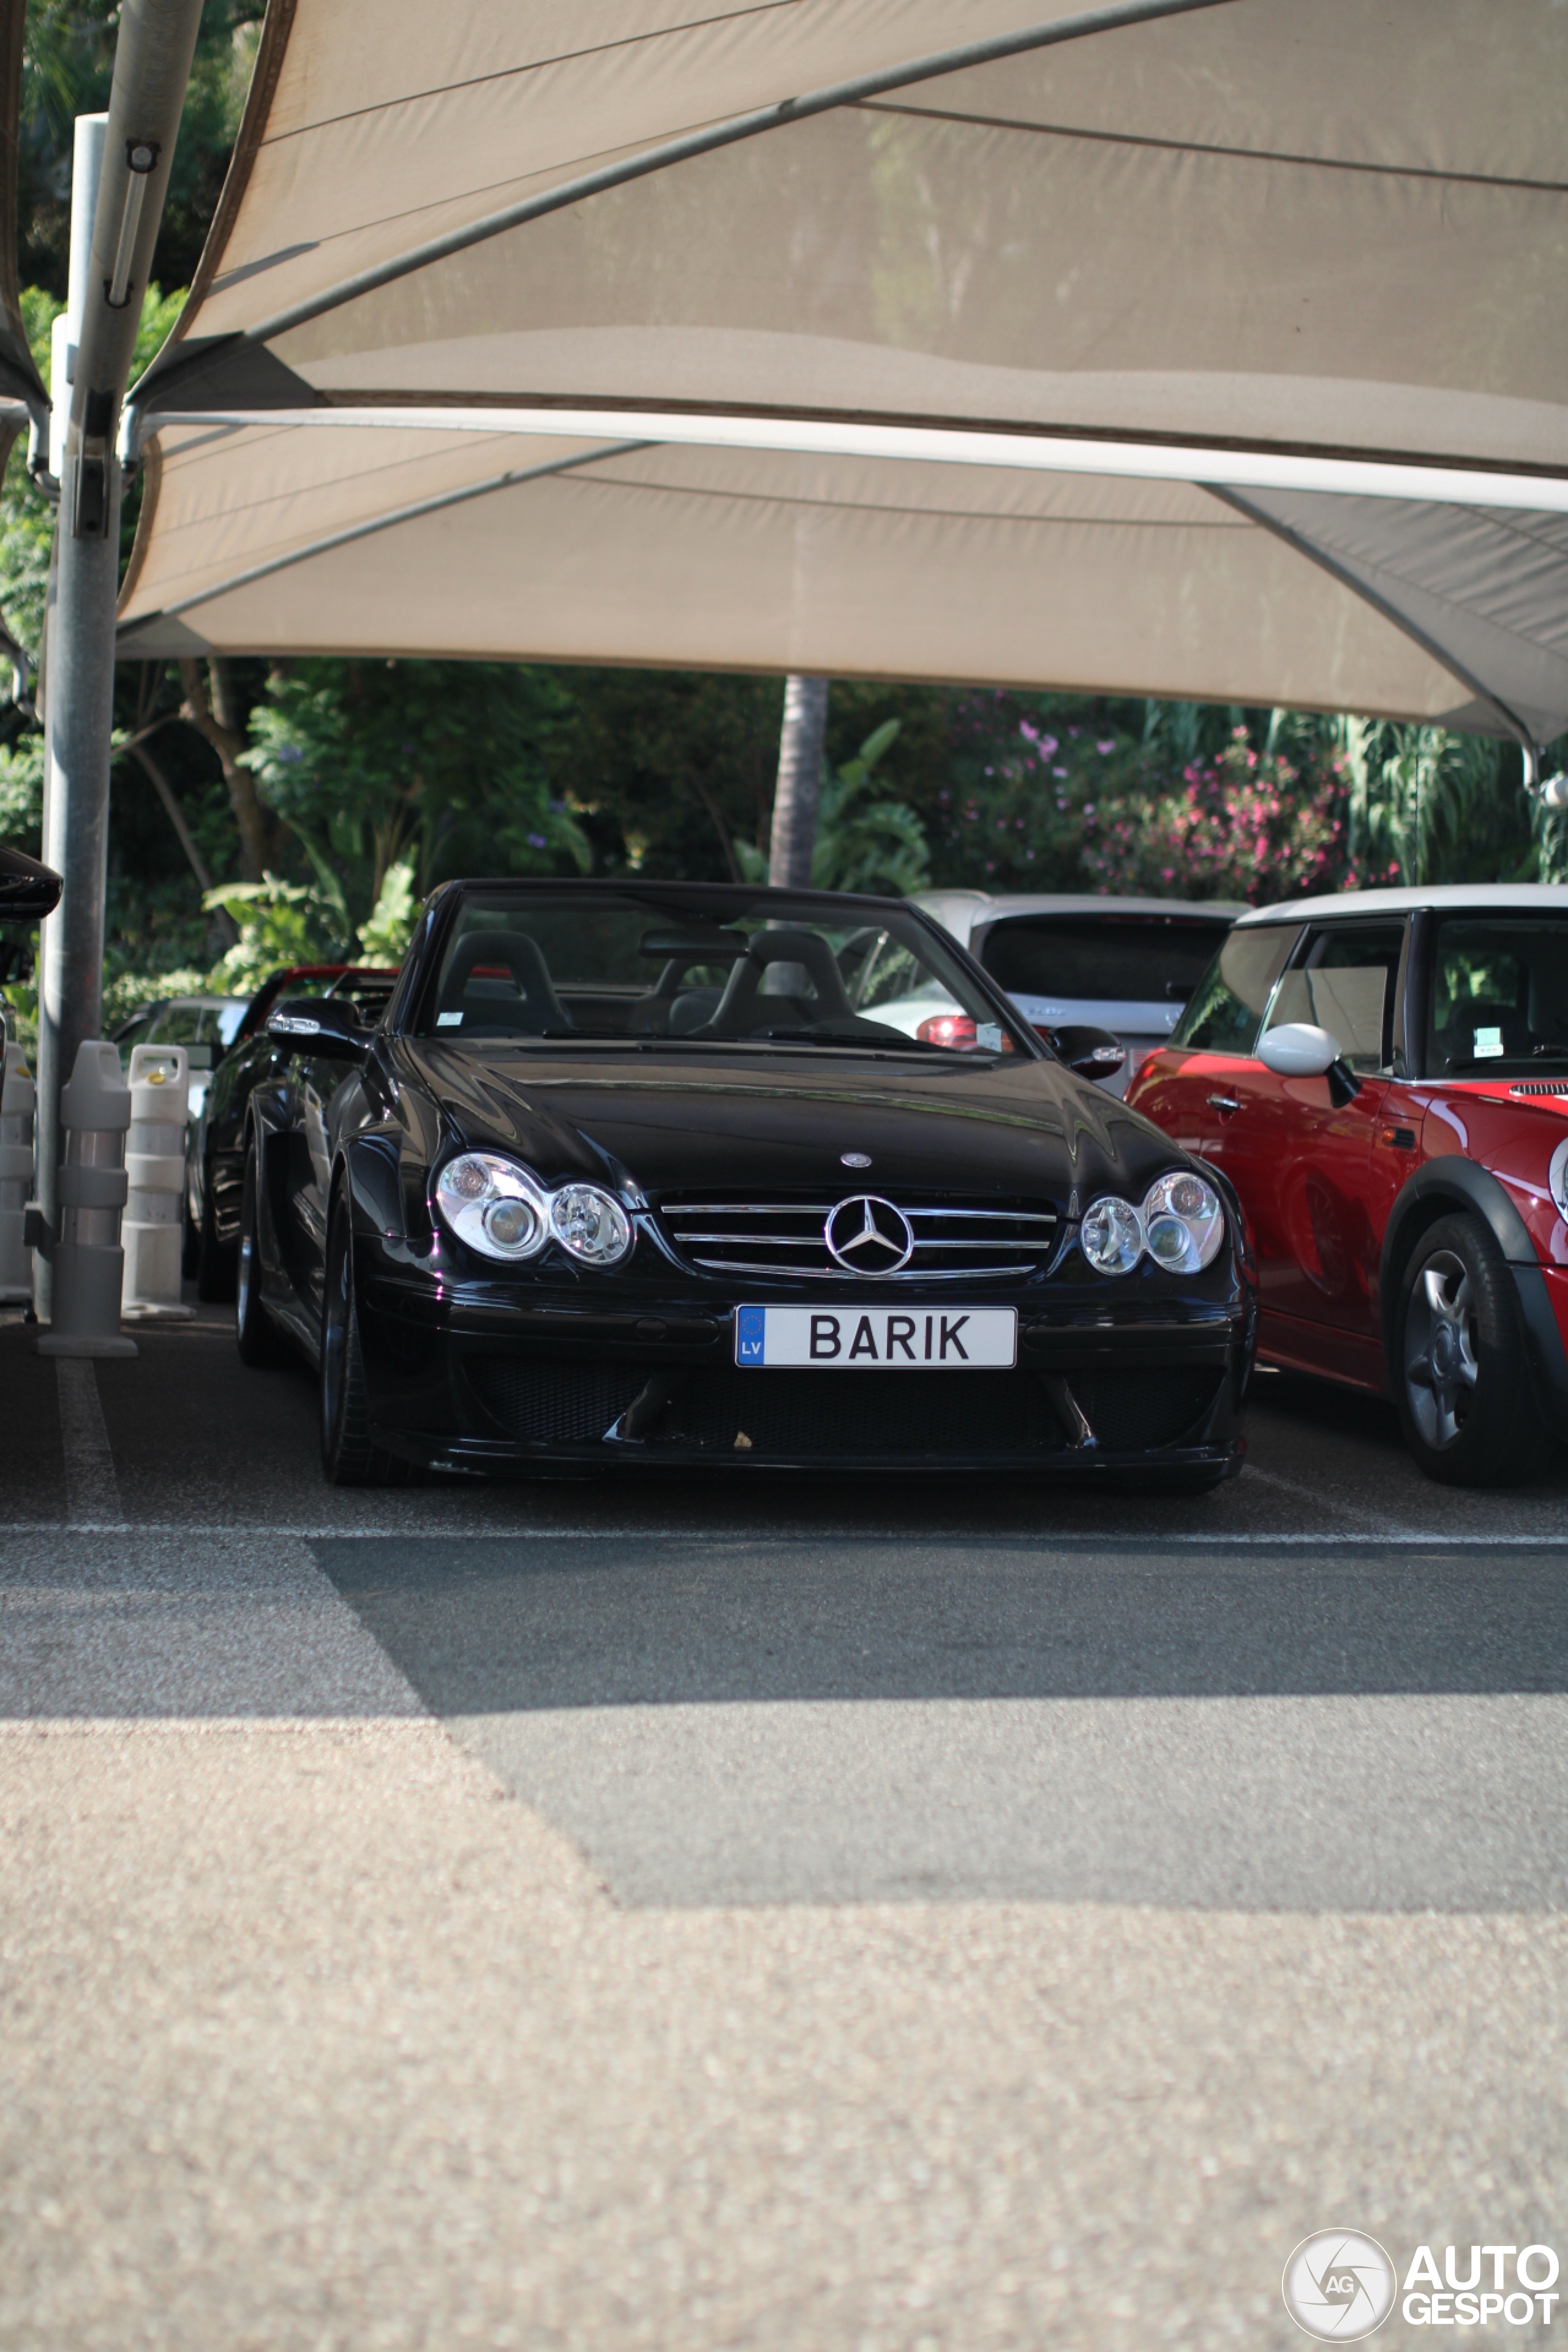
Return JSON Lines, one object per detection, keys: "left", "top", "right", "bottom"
{"left": 1237, "top": 883, "right": 1568, "bottom": 927}
{"left": 913, "top": 889, "right": 1246, "bottom": 930}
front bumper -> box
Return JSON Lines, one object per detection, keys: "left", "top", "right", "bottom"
{"left": 354, "top": 1238, "right": 1255, "bottom": 1479}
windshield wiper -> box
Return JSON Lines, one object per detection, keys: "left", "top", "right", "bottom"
{"left": 748, "top": 1027, "right": 959, "bottom": 1053}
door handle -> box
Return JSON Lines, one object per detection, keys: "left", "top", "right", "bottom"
{"left": 1207, "top": 1093, "right": 1240, "bottom": 1115}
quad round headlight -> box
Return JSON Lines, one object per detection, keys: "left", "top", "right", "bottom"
{"left": 550, "top": 1183, "right": 633, "bottom": 1267}
{"left": 1080, "top": 1171, "right": 1225, "bottom": 1276}
{"left": 1142, "top": 1169, "right": 1226, "bottom": 1272}
{"left": 434, "top": 1153, "right": 636, "bottom": 1268}
{"left": 435, "top": 1153, "right": 549, "bottom": 1261}
{"left": 1080, "top": 1194, "right": 1144, "bottom": 1275}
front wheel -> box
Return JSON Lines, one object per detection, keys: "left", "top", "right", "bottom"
{"left": 319, "top": 1187, "right": 416, "bottom": 1486}
{"left": 1395, "top": 1212, "right": 1554, "bottom": 1487}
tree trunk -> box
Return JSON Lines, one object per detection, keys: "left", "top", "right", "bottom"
{"left": 769, "top": 674, "right": 829, "bottom": 889}
{"left": 178, "top": 655, "right": 282, "bottom": 881}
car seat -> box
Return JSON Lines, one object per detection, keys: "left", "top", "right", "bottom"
{"left": 435, "top": 929, "right": 573, "bottom": 1034}
{"left": 697, "top": 929, "right": 860, "bottom": 1036}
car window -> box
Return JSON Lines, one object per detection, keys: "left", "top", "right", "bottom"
{"left": 1265, "top": 924, "right": 1404, "bottom": 1071}
{"left": 980, "top": 914, "right": 1232, "bottom": 1004}
{"left": 414, "top": 890, "right": 1029, "bottom": 1057}
{"left": 1426, "top": 914, "right": 1568, "bottom": 1074}
{"left": 146, "top": 1002, "right": 203, "bottom": 1047}
{"left": 1170, "top": 926, "right": 1297, "bottom": 1055}
{"left": 213, "top": 1002, "right": 246, "bottom": 1046}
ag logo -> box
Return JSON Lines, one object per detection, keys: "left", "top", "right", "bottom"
{"left": 1283, "top": 2232, "right": 1396, "bottom": 2340}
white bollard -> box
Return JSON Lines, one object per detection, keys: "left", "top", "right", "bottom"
{"left": 36, "top": 1038, "right": 137, "bottom": 1357}
{"left": 0, "top": 1041, "right": 36, "bottom": 1302}
{"left": 121, "top": 1042, "right": 195, "bottom": 1318}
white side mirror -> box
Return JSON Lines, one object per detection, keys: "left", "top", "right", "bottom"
{"left": 1258, "top": 1022, "right": 1341, "bottom": 1078}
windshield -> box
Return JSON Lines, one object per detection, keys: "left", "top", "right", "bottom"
{"left": 1428, "top": 915, "right": 1568, "bottom": 1073}
{"left": 981, "top": 913, "right": 1233, "bottom": 1006}
{"left": 413, "top": 888, "right": 1030, "bottom": 1057}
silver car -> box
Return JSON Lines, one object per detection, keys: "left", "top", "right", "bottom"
{"left": 912, "top": 891, "right": 1245, "bottom": 1095}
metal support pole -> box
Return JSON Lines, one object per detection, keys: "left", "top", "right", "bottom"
{"left": 34, "top": 117, "right": 108, "bottom": 1319}
{"left": 34, "top": 456, "right": 123, "bottom": 1314}
{"left": 32, "top": 3, "right": 208, "bottom": 1324}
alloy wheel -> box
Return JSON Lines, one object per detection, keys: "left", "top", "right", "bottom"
{"left": 1403, "top": 1248, "right": 1479, "bottom": 1450}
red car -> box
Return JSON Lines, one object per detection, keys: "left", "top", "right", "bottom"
{"left": 1128, "top": 886, "right": 1568, "bottom": 1486}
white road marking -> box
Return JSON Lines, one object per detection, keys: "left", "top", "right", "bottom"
{"left": 3, "top": 1520, "right": 1567, "bottom": 1548}
{"left": 1242, "top": 1461, "right": 1415, "bottom": 1539}
{"left": 55, "top": 1362, "right": 127, "bottom": 1531}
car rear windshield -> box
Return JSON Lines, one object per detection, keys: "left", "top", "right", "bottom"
{"left": 412, "top": 889, "right": 1029, "bottom": 1057}
{"left": 1427, "top": 914, "right": 1568, "bottom": 1074}
{"left": 980, "top": 914, "right": 1232, "bottom": 1004}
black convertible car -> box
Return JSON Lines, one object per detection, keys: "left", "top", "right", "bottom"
{"left": 236, "top": 880, "right": 1257, "bottom": 1487}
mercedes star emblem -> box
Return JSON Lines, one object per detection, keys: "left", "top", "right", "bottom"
{"left": 840, "top": 1152, "right": 872, "bottom": 1169}
{"left": 824, "top": 1194, "right": 914, "bottom": 1276}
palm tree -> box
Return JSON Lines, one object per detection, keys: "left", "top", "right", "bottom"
{"left": 769, "top": 674, "right": 829, "bottom": 889}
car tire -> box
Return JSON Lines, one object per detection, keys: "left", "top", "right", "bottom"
{"left": 1395, "top": 1212, "right": 1555, "bottom": 1487}
{"left": 235, "top": 1143, "right": 281, "bottom": 1366}
{"left": 319, "top": 1185, "right": 417, "bottom": 1487}
{"left": 195, "top": 1172, "right": 237, "bottom": 1304}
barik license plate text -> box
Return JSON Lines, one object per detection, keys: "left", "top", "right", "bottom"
{"left": 736, "top": 1306, "right": 1018, "bottom": 1370}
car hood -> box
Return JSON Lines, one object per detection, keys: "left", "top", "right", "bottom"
{"left": 396, "top": 1041, "right": 1189, "bottom": 1204}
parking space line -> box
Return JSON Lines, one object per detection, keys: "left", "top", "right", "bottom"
{"left": 54, "top": 1362, "right": 127, "bottom": 1531}
{"left": 1242, "top": 1462, "right": 1414, "bottom": 1539}
{"left": 4, "top": 1519, "right": 1567, "bottom": 1548}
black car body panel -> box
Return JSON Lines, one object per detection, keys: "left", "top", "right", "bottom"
{"left": 187, "top": 965, "right": 398, "bottom": 1282}
{"left": 241, "top": 882, "right": 1255, "bottom": 1479}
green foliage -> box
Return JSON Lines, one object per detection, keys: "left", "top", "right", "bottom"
{"left": 543, "top": 666, "right": 785, "bottom": 879}
{"left": 1341, "top": 719, "right": 1537, "bottom": 888}
{"left": 920, "top": 693, "right": 1145, "bottom": 889}
{"left": 356, "top": 856, "right": 420, "bottom": 963}
{"left": 243, "top": 658, "right": 587, "bottom": 929}
{"left": 100, "top": 964, "right": 207, "bottom": 1028}
{"left": 20, "top": 1, "right": 259, "bottom": 296}
{"left": 733, "top": 719, "right": 930, "bottom": 895}
{"left": 202, "top": 873, "right": 347, "bottom": 992}
{"left": 0, "top": 728, "right": 45, "bottom": 845}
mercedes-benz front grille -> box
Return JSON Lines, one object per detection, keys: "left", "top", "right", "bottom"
{"left": 658, "top": 1193, "right": 1061, "bottom": 1280}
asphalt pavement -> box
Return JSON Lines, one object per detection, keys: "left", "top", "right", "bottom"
{"left": 3, "top": 1299, "right": 1568, "bottom": 2348}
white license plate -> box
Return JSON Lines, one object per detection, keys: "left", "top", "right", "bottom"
{"left": 735, "top": 1305, "right": 1017, "bottom": 1370}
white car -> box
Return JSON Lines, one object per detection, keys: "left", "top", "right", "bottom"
{"left": 910, "top": 891, "right": 1245, "bottom": 1094}
{"left": 111, "top": 993, "right": 249, "bottom": 1125}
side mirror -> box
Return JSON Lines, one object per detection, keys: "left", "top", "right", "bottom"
{"left": 1258, "top": 1021, "right": 1360, "bottom": 1102}
{"left": 266, "top": 996, "right": 368, "bottom": 1059}
{"left": 0, "top": 844, "right": 62, "bottom": 924}
{"left": 1047, "top": 1023, "right": 1127, "bottom": 1084}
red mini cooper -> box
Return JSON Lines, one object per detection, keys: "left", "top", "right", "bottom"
{"left": 1127, "top": 886, "right": 1568, "bottom": 1486}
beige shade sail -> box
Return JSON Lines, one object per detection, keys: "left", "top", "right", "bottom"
{"left": 118, "top": 0, "right": 1568, "bottom": 744}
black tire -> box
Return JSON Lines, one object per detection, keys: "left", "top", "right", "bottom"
{"left": 195, "top": 1169, "right": 237, "bottom": 1303}
{"left": 235, "top": 1144, "right": 281, "bottom": 1365}
{"left": 1395, "top": 1212, "right": 1555, "bottom": 1487}
{"left": 320, "top": 1185, "right": 417, "bottom": 1486}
